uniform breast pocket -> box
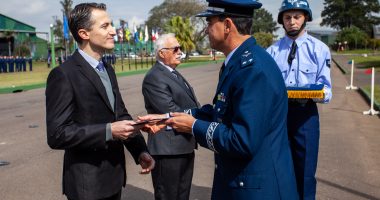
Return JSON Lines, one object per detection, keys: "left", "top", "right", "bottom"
{"left": 298, "top": 63, "right": 317, "bottom": 83}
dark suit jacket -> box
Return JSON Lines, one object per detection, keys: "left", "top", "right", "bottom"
{"left": 142, "top": 62, "right": 199, "bottom": 155}
{"left": 46, "top": 50, "right": 148, "bottom": 200}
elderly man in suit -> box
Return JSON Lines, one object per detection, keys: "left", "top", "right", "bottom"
{"left": 140, "top": 0, "right": 298, "bottom": 199}
{"left": 142, "top": 33, "right": 199, "bottom": 200}
{"left": 45, "top": 3, "right": 155, "bottom": 200}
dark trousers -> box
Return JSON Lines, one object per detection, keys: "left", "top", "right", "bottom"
{"left": 288, "top": 101, "right": 320, "bottom": 200}
{"left": 152, "top": 152, "right": 195, "bottom": 200}
{"left": 68, "top": 190, "right": 121, "bottom": 200}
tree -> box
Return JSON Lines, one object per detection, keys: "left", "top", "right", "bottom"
{"left": 146, "top": 0, "right": 206, "bottom": 52}
{"left": 146, "top": 0, "right": 205, "bottom": 30}
{"left": 53, "top": 18, "right": 64, "bottom": 45}
{"left": 336, "top": 26, "right": 369, "bottom": 49}
{"left": 253, "top": 32, "right": 274, "bottom": 48}
{"left": 321, "top": 0, "right": 380, "bottom": 36}
{"left": 252, "top": 8, "right": 278, "bottom": 34}
{"left": 165, "top": 16, "right": 195, "bottom": 59}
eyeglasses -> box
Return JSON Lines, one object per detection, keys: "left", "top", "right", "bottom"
{"left": 160, "top": 46, "right": 182, "bottom": 53}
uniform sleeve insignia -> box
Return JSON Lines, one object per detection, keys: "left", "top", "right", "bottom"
{"left": 326, "top": 59, "right": 331, "bottom": 68}
{"left": 184, "top": 109, "right": 192, "bottom": 115}
{"left": 206, "top": 122, "right": 219, "bottom": 153}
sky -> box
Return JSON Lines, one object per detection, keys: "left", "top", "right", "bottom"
{"left": 0, "top": 0, "right": 330, "bottom": 38}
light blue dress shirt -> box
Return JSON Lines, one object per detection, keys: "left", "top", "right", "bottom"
{"left": 267, "top": 32, "right": 332, "bottom": 103}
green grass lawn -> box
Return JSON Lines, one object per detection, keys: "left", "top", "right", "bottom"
{"left": 335, "top": 49, "right": 380, "bottom": 54}
{"left": 0, "top": 56, "right": 224, "bottom": 94}
{"left": 363, "top": 85, "right": 380, "bottom": 105}
{"left": 348, "top": 55, "right": 380, "bottom": 69}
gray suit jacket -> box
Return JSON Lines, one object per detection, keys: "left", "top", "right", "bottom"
{"left": 142, "top": 62, "right": 200, "bottom": 155}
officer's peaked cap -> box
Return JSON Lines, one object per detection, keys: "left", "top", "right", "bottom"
{"left": 196, "top": 0, "right": 262, "bottom": 18}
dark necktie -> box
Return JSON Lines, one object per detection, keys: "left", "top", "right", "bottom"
{"left": 219, "top": 63, "right": 225, "bottom": 79}
{"left": 96, "top": 61, "right": 105, "bottom": 72}
{"left": 172, "top": 70, "right": 189, "bottom": 89}
{"left": 288, "top": 41, "right": 297, "bottom": 66}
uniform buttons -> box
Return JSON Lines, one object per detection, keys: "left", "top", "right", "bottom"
{"left": 292, "top": 69, "right": 294, "bottom": 71}
{"left": 290, "top": 81, "right": 293, "bottom": 84}
{"left": 239, "top": 182, "right": 244, "bottom": 187}
{"left": 217, "top": 108, "right": 220, "bottom": 112}
{"left": 306, "top": 69, "right": 309, "bottom": 72}
{"left": 215, "top": 164, "right": 218, "bottom": 169}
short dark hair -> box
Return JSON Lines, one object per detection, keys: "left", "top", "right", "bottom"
{"left": 218, "top": 15, "right": 253, "bottom": 35}
{"left": 69, "top": 3, "right": 107, "bottom": 44}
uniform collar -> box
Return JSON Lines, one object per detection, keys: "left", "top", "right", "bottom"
{"left": 224, "top": 45, "right": 239, "bottom": 66}
{"left": 284, "top": 31, "right": 309, "bottom": 48}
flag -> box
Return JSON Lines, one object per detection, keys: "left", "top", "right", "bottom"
{"left": 134, "top": 24, "right": 139, "bottom": 43}
{"left": 365, "top": 68, "right": 372, "bottom": 75}
{"left": 117, "top": 27, "right": 123, "bottom": 42}
{"left": 63, "top": 14, "right": 70, "bottom": 40}
{"left": 144, "top": 25, "right": 149, "bottom": 43}
{"left": 139, "top": 29, "right": 143, "bottom": 42}
{"left": 155, "top": 30, "right": 159, "bottom": 40}
{"left": 125, "top": 28, "right": 131, "bottom": 41}
{"left": 151, "top": 29, "right": 156, "bottom": 42}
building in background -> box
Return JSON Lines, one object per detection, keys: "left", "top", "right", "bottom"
{"left": 0, "top": 13, "right": 48, "bottom": 59}
{"left": 308, "top": 30, "right": 337, "bottom": 46}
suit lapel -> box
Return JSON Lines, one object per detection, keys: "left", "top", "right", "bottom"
{"left": 73, "top": 51, "right": 114, "bottom": 112}
{"left": 156, "top": 63, "right": 197, "bottom": 102}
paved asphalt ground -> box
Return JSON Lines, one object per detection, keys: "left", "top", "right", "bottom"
{"left": 0, "top": 60, "right": 379, "bottom": 200}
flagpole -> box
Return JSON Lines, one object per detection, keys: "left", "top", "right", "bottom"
{"left": 346, "top": 59, "right": 357, "bottom": 90}
{"left": 50, "top": 24, "right": 56, "bottom": 68}
{"left": 363, "top": 67, "right": 379, "bottom": 116}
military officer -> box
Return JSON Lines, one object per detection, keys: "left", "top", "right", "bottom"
{"left": 0, "top": 56, "right": 5, "bottom": 73}
{"left": 140, "top": 0, "right": 298, "bottom": 199}
{"left": 266, "top": 1, "right": 332, "bottom": 200}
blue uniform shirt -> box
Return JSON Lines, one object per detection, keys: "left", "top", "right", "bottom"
{"left": 267, "top": 32, "right": 332, "bottom": 103}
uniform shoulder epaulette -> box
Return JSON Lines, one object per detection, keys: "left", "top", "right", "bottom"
{"left": 241, "top": 50, "right": 254, "bottom": 68}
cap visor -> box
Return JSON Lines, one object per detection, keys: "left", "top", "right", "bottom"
{"left": 195, "top": 11, "right": 221, "bottom": 17}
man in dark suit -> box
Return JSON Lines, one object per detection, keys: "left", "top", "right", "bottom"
{"left": 142, "top": 33, "right": 199, "bottom": 200}
{"left": 140, "top": 0, "right": 298, "bottom": 199}
{"left": 45, "top": 3, "right": 155, "bottom": 200}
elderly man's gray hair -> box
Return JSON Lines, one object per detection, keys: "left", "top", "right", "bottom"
{"left": 154, "top": 33, "right": 176, "bottom": 60}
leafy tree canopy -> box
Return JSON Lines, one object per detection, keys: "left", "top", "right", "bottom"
{"left": 165, "top": 16, "right": 195, "bottom": 57}
{"left": 321, "top": 0, "right": 380, "bottom": 36}
{"left": 252, "top": 8, "right": 278, "bottom": 34}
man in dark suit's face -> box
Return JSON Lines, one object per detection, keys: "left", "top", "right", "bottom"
{"left": 157, "top": 37, "right": 182, "bottom": 69}
{"left": 77, "top": 9, "right": 116, "bottom": 60}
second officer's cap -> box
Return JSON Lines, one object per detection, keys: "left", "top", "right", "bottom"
{"left": 196, "top": 0, "right": 262, "bottom": 18}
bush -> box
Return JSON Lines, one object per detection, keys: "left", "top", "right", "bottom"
{"left": 253, "top": 32, "right": 274, "bottom": 48}
{"left": 336, "top": 26, "right": 369, "bottom": 49}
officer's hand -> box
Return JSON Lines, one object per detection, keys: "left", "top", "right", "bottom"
{"left": 138, "top": 152, "right": 155, "bottom": 174}
{"left": 137, "top": 114, "right": 168, "bottom": 134}
{"left": 165, "top": 112, "right": 195, "bottom": 134}
{"left": 111, "top": 120, "right": 140, "bottom": 140}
